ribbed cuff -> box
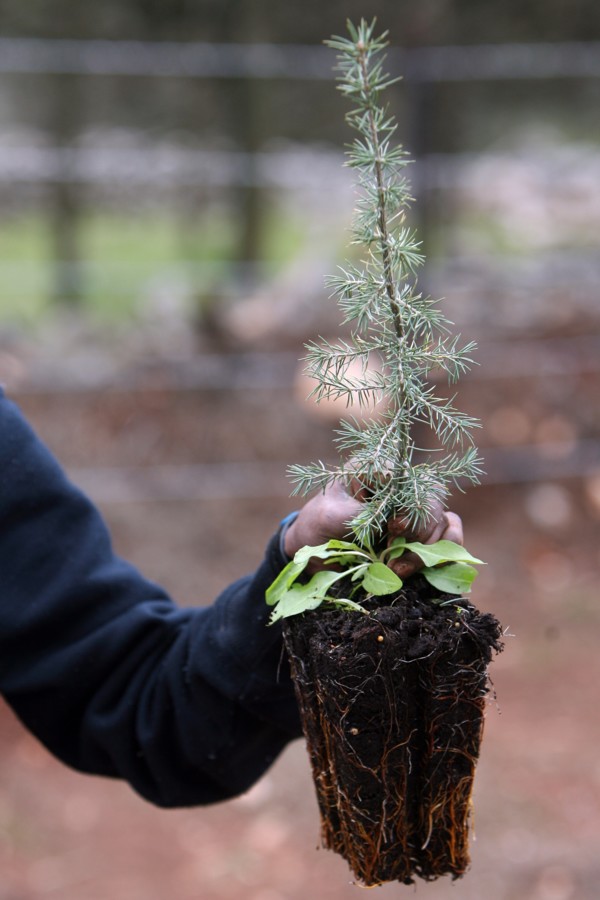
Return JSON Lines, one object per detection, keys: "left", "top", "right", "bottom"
{"left": 278, "top": 511, "right": 299, "bottom": 563}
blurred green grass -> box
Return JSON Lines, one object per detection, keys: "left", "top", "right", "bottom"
{"left": 0, "top": 207, "right": 305, "bottom": 326}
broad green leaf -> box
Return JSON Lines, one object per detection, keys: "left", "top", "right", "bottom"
{"left": 323, "top": 539, "right": 367, "bottom": 554}
{"left": 362, "top": 562, "right": 403, "bottom": 596}
{"left": 269, "top": 569, "right": 345, "bottom": 623}
{"left": 386, "top": 537, "right": 408, "bottom": 561}
{"left": 266, "top": 559, "right": 307, "bottom": 606}
{"left": 269, "top": 586, "right": 325, "bottom": 624}
{"left": 268, "top": 540, "right": 371, "bottom": 608}
{"left": 403, "top": 540, "right": 484, "bottom": 568}
{"left": 292, "top": 542, "right": 334, "bottom": 566}
{"left": 293, "top": 540, "right": 369, "bottom": 568}
{"left": 422, "top": 562, "right": 478, "bottom": 595}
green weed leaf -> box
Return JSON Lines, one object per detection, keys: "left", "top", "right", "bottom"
{"left": 422, "top": 562, "right": 478, "bottom": 595}
{"left": 386, "top": 537, "right": 408, "bottom": 561}
{"left": 266, "top": 559, "right": 307, "bottom": 606}
{"left": 363, "top": 561, "right": 403, "bottom": 595}
{"left": 269, "top": 569, "right": 345, "bottom": 624}
{"left": 402, "top": 540, "right": 485, "bottom": 568}
{"left": 293, "top": 540, "right": 369, "bottom": 567}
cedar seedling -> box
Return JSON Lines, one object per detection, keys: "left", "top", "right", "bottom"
{"left": 269, "top": 19, "right": 484, "bottom": 623}
{"left": 274, "top": 26, "right": 503, "bottom": 888}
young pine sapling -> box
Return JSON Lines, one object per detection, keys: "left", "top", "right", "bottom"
{"left": 273, "top": 24, "right": 503, "bottom": 887}
{"left": 268, "top": 19, "right": 484, "bottom": 624}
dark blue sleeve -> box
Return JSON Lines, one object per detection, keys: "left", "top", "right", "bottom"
{"left": 0, "top": 390, "right": 301, "bottom": 807}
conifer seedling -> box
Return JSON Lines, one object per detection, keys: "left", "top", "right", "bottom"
{"left": 267, "top": 18, "right": 485, "bottom": 624}
{"left": 269, "top": 20, "right": 503, "bottom": 887}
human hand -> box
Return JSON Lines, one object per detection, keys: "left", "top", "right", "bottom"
{"left": 283, "top": 480, "right": 363, "bottom": 561}
{"left": 284, "top": 482, "right": 463, "bottom": 579}
{"left": 386, "top": 501, "right": 463, "bottom": 579}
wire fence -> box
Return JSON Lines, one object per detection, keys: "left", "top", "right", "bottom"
{"left": 1, "top": 37, "right": 599, "bottom": 81}
{"left": 1, "top": 36, "right": 598, "bottom": 495}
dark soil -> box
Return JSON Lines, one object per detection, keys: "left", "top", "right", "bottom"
{"left": 283, "top": 576, "right": 503, "bottom": 887}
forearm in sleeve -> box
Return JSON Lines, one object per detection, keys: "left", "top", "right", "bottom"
{"left": 0, "top": 391, "right": 301, "bottom": 807}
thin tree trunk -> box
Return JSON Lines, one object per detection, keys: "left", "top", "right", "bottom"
{"left": 48, "top": 73, "right": 84, "bottom": 306}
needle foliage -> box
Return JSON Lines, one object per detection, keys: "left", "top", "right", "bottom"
{"left": 289, "top": 19, "right": 483, "bottom": 544}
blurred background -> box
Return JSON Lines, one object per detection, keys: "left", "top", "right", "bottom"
{"left": 0, "top": 1, "right": 599, "bottom": 898}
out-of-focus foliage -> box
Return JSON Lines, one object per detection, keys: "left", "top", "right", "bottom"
{"left": 0, "top": 0, "right": 598, "bottom": 314}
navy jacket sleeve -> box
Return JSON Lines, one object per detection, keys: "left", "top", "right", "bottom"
{"left": 0, "top": 389, "right": 302, "bottom": 807}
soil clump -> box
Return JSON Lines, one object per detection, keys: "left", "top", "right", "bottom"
{"left": 283, "top": 576, "right": 503, "bottom": 886}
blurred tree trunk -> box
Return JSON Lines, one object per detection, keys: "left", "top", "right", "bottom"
{"left": 48, "top": 73, "right": 84, "bottom": 306}
{"left": 216, "top": 0, "right": 266, "bottom": 288}
{"left": 229, "top": 74, "right": 263, "bottom": 281}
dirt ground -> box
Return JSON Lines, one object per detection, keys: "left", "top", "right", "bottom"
{"left": 1, "top": 371, "right": 599, "bottom": 900}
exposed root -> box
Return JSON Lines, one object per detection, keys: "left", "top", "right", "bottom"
{"left": 283, "top": 577, "right": 503, "bottom": 886}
